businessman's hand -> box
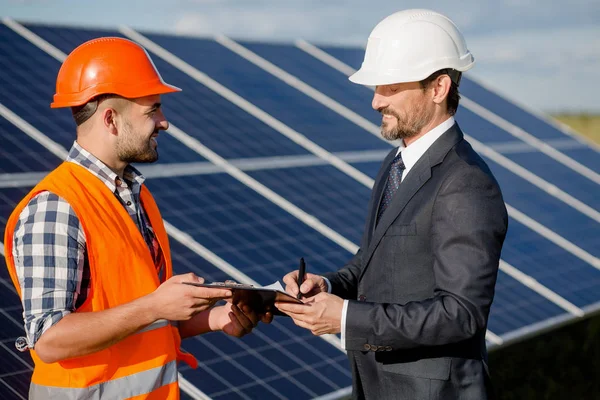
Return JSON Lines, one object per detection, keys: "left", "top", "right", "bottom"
{"left": 283, "top": 271, "right": 328, "bottom": 299}
{"left": 275, "top": 292, "right": 343, "bottom": 335}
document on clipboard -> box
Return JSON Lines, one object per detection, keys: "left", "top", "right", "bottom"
{"left": 182, "top": 280, "right": 301, "bottom": 316}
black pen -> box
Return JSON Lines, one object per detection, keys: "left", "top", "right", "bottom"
{"left": 296, "top": 257, "right": 306, "bottom": 299}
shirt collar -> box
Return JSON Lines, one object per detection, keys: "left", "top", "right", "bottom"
{"left": 395, "top": 117, "right": 455, "bottom": 173}
{"left": 66, "top": 141, "right": 146, "bottom": 192}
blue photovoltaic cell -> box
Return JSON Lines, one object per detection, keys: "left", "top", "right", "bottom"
{"left": 0, "top": 116, "right": 60, "bottom": 173}
{"left": 144, "top": 33, "right": 390, "bottom": 153}
{"left": 0, "top": 280, "right": 20, "bottom": 311}
{"left": 488, "top": 161, "right": 598, "bottom": 257}
{"left": 0, "top": 25, "right": 75, "bottom": 150}
{"left": 556, "top": 147, "right": 600, "bottom": 173}
{"left": 0, "top": 306, "right": 24, "bottom": 342}
{"left": 0, "top": 258, "right": 33, "bottom": 400}
{"left": 0, "top": 187, "right": 32, "bottom": 233}
{"left": 460, "top": 78, "right": 600, "bottom": 173}
{"left": 350, "top": 161, "right": 387, "bottom": 180}
{"left": 488, "top": 271, "right": 567, "bottom": 336}
{"left": 248, "top": 165, "right": 372, "bottom": 244}
{"left": 456, "top": 108, "right": 600, "bottom": 209}
{"left": 499, "top": 220, "right": 600, "bottom": 307}
{"left": 145, "top": 174, "right": 352, "bottom": 284}
{"left": 498, "top": 150, "right": 598, "bottom": 208}
{"left": 240, "top": 41, "right": 379, "bottom": 125}
{"left": 317, "top": 46, "right": 364, "bottom": 71}
{"left": 1, "top": 373, "right": 32, "bottom": 400}
{"left": 181, "top": 327, "right": 350, "bottom": 400}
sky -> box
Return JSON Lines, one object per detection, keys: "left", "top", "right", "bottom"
{"left": 2, "top": 0, "right": 599, "bottom": 114}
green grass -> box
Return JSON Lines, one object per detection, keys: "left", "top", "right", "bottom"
{"left": 551, "top": 113, "right": 600, "bottom": 145}
{"left": 490, "top": 315, "right": 600, "bottom": 399}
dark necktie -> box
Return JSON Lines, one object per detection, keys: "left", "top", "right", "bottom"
{"left": 377, "top": 153, "right": 405, "bottom": 223}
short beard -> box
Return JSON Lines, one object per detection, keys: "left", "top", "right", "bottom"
{"left": 116, "top": 119, "right": 159, "bottom": 164}
{"left": 379, "top": 97, "right": 434, "bottom": 141}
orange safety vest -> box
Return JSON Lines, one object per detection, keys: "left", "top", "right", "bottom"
{"left": 4, "top": 162, "right": 197, "bottom": 399}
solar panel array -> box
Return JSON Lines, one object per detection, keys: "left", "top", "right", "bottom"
{"left": 0, "top": 20, "right": 598, "bottom": 400}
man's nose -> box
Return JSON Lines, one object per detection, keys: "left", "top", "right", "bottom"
{"left": 156, "top": 111, "right": 169, "bottom": 131}
{"left": 372, "top": 87, "right": 389, "bottom": 111}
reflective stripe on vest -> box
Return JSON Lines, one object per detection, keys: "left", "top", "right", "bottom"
{"left": 138, "top": 319, "right": 171, "bottom": 335}
{"left": 29, "top": 359, "right": 178, "bottom": 400}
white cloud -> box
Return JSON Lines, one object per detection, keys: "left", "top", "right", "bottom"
{"left": 172, "top": 7, "right": 371, "bottom": 44}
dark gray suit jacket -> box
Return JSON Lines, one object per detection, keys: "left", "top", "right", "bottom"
{"left": 325, "top": 124, "right": 508, "bottom": 400}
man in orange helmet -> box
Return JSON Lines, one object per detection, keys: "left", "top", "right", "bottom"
{"left": 4, "top": 37, "right": 272, "bottom": 399}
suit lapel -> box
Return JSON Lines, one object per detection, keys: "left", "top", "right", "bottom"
{"left": 359, "top": 124, "right": 464, "bottom": 279}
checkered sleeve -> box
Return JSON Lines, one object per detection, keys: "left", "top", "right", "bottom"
{"left": 12, "top": 191, "right": 87, "bottom": 348}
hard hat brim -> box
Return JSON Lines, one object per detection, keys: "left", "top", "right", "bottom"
{"left": 348, "top": 61, "right": 475, "bottom": 87}
{"left": 51, "top": 80, "right": 181, "bottom": 108}
{"left": 348, "top": 67, "right": 428, "bottom": 86}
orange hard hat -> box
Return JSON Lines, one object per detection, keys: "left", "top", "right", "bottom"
{"left": 51, "top": 37, "right": 180, "bottom": 108}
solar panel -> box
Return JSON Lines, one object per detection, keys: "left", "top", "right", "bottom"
{"left": 0, "top": 19, "right": 598, "bottom": 399}
{"left": 0, "top": 116, "right": 60, "bottom": 173}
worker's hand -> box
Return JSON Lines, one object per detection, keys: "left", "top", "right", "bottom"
{"left": 210, "top": 301, "right": 274, "bottom": 337}
{"left": 149, "top": 273, "right": 232, "bottom": 321}
{"left": 208, "top": 303, "right": 258, "bottom": 337}
{"left": 234, "top": 301, "right": 274, "bottom": 326}
{"left": 283, "top": 271, "right": 328, "bottom": 299}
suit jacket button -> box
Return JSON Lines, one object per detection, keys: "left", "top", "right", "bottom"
{"left": 363, "top": 344, "right": 371, "bottom": 351}
{"left": 385, "top": 346, "right": 392, "bottom": 351}
{"left": 358, "top": 295, "right": 366, "bottom": 301}
{"left": 369, "top": 344, "right": 378, "bottom": 351}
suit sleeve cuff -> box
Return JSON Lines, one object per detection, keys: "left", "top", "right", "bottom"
{"left": 340, "top": 299, "right": 349, "bottom": 349}
{"left": 343, "top": 300, "right": 384, "bottom": 351}
{"left": 323, "top": 276, "right": 332, "bottom": 293}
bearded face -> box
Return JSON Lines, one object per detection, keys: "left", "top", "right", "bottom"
{"left": 379, "top": 89, "right": 434, "bottom": 141}
{"left": 116, "top": 117, "right": 159, "bottom": 164}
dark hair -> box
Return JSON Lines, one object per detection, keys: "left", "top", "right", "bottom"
{"left": 419, "top": 69, "right": 461, "bottom": 116}
{"left": 71, "top": 94, "right": 119, "bottom": 126}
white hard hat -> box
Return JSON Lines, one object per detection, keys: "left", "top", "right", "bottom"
{"left": 349, "top": 9, "right": 475, "bottom": 86}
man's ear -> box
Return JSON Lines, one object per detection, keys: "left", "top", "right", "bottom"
{"left": 431, "top": 74, "right": 452, "bottom": 106}
{"left": 102, "top": 107, "right": 119, "bottom": 135}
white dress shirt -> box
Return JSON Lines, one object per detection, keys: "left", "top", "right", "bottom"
{"left": 336, "top": 116, "right": 455, "bottom": 349}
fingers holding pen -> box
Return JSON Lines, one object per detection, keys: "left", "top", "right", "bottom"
{"left": 283, "top": 271, "right": 327, "bottom": 299}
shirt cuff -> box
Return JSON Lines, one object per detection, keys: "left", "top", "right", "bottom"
{"left": 322, "top": 277, "right": 332, "bottom": 293}
{"left": 27, "top": 309, "right": 71, "bottom": 348}
{"left": 340, "top": 300, "right": 349, "bottom": 350}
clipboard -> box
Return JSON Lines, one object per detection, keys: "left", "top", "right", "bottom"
{"left": 182, "top": 281, "right": 302, "bottom": 316}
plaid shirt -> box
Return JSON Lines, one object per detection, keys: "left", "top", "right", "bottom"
{"left": 12, "top": 142, "right": 164, "bottom": 348}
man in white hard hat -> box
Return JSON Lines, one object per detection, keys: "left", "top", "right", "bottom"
{"left": 278, "top": 9, "right": 508, "bottom": 399}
